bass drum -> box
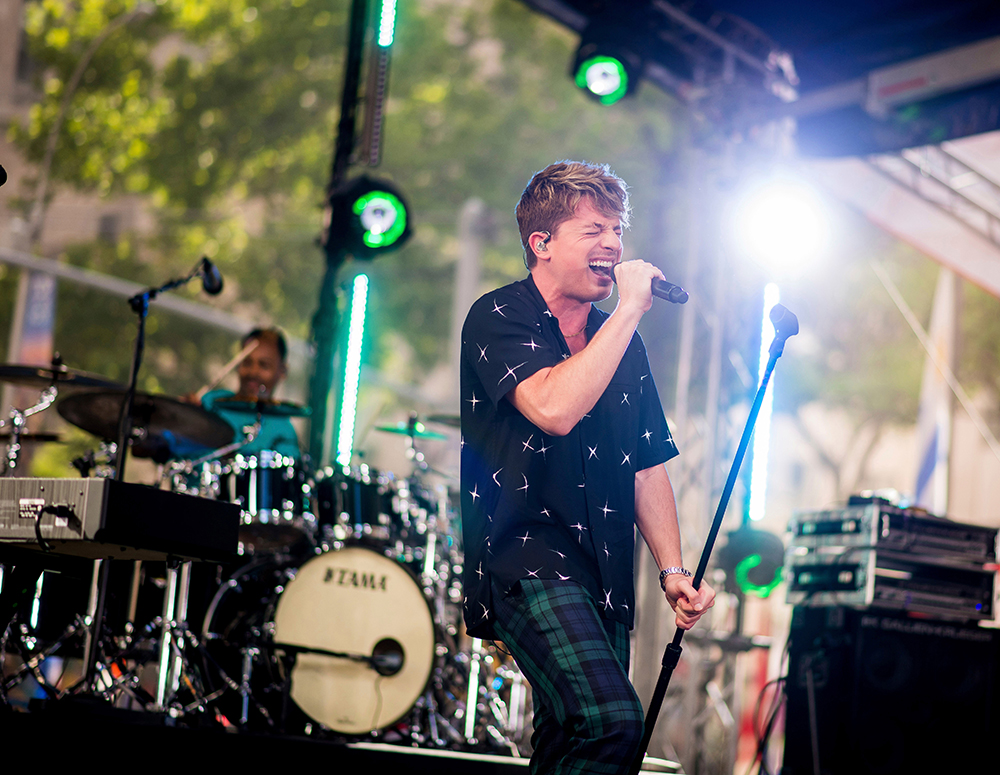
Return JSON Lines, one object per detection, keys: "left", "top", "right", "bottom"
{"left": 202, "top": 546, "right": 436, "bottom": 735}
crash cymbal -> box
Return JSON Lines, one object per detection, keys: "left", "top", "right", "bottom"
{"left": 425, "top": 413, "right": 460, "bottom": 428}
{"left": 57, "top": 390, "right": 234, "bottom": 452}
{"left": 375, "top": 420, "right": 447, "bottom": 440}
{"left": 212, "top": 397, "right": 312, "bottom": 417}
{"left": 0, "top": 363, "right": 123, "bottom": 390}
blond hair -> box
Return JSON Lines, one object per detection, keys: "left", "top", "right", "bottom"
{"left": 516, "top": 161, "right": 630, "bottom": 269}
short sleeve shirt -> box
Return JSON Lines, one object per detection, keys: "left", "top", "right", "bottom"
{"left": 460, "top": 275, "right": 678, "bottom": 639}
{"left": 202, "top": 389, "right": 302, "bottom": 459}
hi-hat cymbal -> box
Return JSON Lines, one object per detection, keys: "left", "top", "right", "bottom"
{"left": 212, "top": 397, "right": 312, "bottom": 417}
{"left": 375, "top": 420, "right": 447, "bottom": 440}
{"left": 57, "top": 390, "right": 234, "bottom": 452}
{"left": 0, "top": 363, "right": 123, "bottom": 391}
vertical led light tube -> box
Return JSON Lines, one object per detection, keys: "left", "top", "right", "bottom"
{"left": 748, "top": 283, "right": 780, "bottom": 522}
{"left": 376, "top": 0, "right": 397, "bottom": 47}
{"left": 336, "top": 274, "right": 369, "bottom": 467}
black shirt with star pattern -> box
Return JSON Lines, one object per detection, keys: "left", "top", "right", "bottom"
{"left": 460, "top": 274, "right": 679, "bottom": 639}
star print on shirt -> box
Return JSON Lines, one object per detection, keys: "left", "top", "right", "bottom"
{"left": 521, "top": 434, "right": 535, "bottom": 452}
{"left": 517, "top": 474, "right": 529, "bottom": 493}
{"left": 492, "top": 469, "right": 503, "bottom": 487}
{"left": 541, "top": 507, "right": 552, "bottom": 518}
{"left": 498, "top": 361, "right": 527, "bottom": 386}
{"left": 469, "top": 484, "right": 480, "bottom": 502}
{"left": 551, "top": 548, "right": 567, "bottom": 560}
{"left": 621, "top": 393, "right": 630, "bottom": 405}
{"left": 587, "top": 445, "right": 599, "bottom": 460}
{"left": 621, "top": 450, "right": 632, "bottom": 466}
{"left": 477, "top": 343, "right": 489, "bottom": 362}
{"left": 602, "top": 589, "right": 614, "bottom": 611}
{"left": 521, "top": 337, "right": 542, "bottom": 351}
{"left": 491, "top": 300, "right": 508, "bottom": 317}
{"left": 525, "top": 567, "right": 542, "bottom": 578}
{"left": 642, "top": 429, "right": 653, "bottom": 444}
{"left": 517, "top": 531, "right": 532, "bottom": 546}
{"left": 600, "top": 500, "right": 616, "bottom": 519}
{"left": 467, "top": 393, "right": 481, "bottom": 411}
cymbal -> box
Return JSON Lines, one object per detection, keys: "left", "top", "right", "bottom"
{"left": 425, "top": 413, "right": 460, "bottom": 428}
{"left": 375, "top": 420, "right": 447, "bottom": 440}
{"left": 0, "top": 363, "right": 122, "bottom": 391}
{"left": 57, "top": 390, "right": 234, "bottom": 452}
{"left": 212, "top": 397, "right": 312, "bottom": 417}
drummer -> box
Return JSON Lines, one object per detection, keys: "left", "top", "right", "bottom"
{"left": 186, "top": 327, "right": 301, "bottom": 459}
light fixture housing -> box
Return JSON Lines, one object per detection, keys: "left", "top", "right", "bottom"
{"left": 323, "top": 174, "right": 412, "bottom": 260}
{"left": 571, "top": 21, "right": 644, "bottom": 105}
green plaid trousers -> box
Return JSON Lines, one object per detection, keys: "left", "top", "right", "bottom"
{"left": 492, "top": 578, "right": 644, "bottom": 775}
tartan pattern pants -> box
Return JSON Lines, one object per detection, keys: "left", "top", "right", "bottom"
{"left": 492, "top": 578, "right": 644, "bottom": 775}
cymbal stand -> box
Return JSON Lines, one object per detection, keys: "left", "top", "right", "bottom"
{"left": 152, "top": 560, "right": 191, "bottom": 710}
{"left": 1, "top": 385, "right": 57, "bottom": 475}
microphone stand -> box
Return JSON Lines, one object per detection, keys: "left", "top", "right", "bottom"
{"left": 81, "top": 259, "right": 214, "bottom": 690}
{"left": 629, "top": 304, "right": 799, "bottom": 775}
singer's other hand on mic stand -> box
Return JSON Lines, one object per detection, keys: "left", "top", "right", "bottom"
{"left": 459, "top": 160, "right": 714, "bottom": 775}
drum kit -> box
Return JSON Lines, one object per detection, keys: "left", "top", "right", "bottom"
{"left": 0, "top": 358, "right": 530, "bottom": 756}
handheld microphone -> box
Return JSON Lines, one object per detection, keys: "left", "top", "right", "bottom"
{"left": 200, "top": 257, "right": 224, "bottom": 295}
{"left": 611, "top": 264, "right": 689, "bottom": 304}
{"left": 651, "top": 278, "right": 689, "bottom": 304}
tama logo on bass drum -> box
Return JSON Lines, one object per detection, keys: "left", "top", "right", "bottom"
{"left": 323, "top": 564, "right": 389, "bottom": 590}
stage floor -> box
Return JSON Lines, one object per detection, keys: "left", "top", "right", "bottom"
{"left": 2, "top": 705, "right": 681, "bottom": 773}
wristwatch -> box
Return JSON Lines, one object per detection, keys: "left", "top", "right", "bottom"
{"left": 659, "top": 567, "right": 692, "bottom": 592}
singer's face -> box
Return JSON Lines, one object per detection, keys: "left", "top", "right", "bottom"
{"left": 544, "top": 197, "right": 623, "bottom": 304}
{"left": 236, "top": 338, "right": 286, "bottom": 400}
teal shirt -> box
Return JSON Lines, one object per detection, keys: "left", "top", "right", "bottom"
{"left": 201, "top": 389, "right": 301, "bottom": 459}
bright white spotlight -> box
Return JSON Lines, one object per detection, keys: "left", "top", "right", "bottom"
{"left": 732, "top": 176, "right": 828, "bottom": 277}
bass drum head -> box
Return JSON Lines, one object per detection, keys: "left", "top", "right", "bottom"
{"left": 272, "top": 545, "right": 435, "bottom": 734}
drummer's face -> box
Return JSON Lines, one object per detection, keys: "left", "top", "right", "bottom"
{"left": 237, "top": 338, "right": 285, "bottom": 399}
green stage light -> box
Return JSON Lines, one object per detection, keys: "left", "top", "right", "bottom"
{"left": 575, "top": 55, "right": 630, "bottom": 105}
{"left": 717, "top": 527, "right": 785, "bottom": 599}
{"left": 376, "top": 0, "right": 397, "bottom": 48}
{"left": 323, "top": 174, "right": 412, "bottom": 260}
{"left": 734, "top": 553, "right": 783, "bottom": 598}
{"left": 353, "top": 189, "right": 407, "bottom": 249}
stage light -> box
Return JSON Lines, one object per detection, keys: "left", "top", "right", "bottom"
{"left": 717, "top": 527, "right": 785, "bottom": 598}
{"left": 336, "top": 273, "right": 369, "bottom": 467}
{"left": 571, "top": 24, "right": 642, "bottom": 106}
{"left": 353, "top": 188, "right": 407, "bottom": 249}
{"left": 730, "top": 173, "right": 830, "bottom": 278}
{"left": 748, "top": 283, "right": 780, "bottom": 522}
{"left": 575, "top": 54, "right": 631, "bottom": 104}
{"left": 323, "top": 174, "right": 411, "bottom": 259}
{"left": 376, "top": 0, "right": 397, "bottom": 48}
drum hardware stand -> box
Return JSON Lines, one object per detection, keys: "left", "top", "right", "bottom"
{"left": 0, "top": 384, "right": 57, "bottom": 476}
{"left": 629, "top": 304, "right": 798, "bottom": 775}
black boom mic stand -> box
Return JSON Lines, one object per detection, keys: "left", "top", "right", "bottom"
{"left": 629, "top": 303, "right": 799, "bottom": 775}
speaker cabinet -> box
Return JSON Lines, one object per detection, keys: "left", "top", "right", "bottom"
{"left": 782, "top": 606, "right": 998, "bottom": 775}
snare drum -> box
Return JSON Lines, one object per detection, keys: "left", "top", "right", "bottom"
{"left": 202, "top": 545, "right": 435, "bottom": 734}
{"left": 219, "top": 451, "right": 315, "bottom": 553}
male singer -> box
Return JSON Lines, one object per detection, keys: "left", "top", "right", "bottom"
{"left": 460, "top": 161, "right": 714, "bottom": 774}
